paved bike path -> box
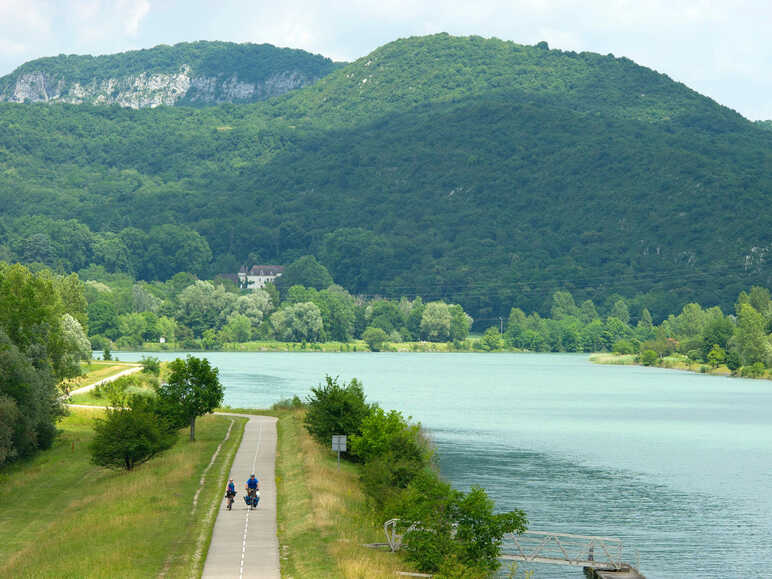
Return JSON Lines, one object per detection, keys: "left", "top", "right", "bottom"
{"left": 202, "top": 413, "right": 280, "bottom": 578}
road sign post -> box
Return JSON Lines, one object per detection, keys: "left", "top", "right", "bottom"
{"left": 331, "top": 435, "right": 347, "bottom": 469}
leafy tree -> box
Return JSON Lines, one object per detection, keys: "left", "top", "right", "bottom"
{"left": 303, "top": 375, "right": 371, "bottom": 445}
{"left": 90, "top": 406, "right": 176, "bottom": 470}
{"left": 480, "top": 327, "right": 502, "bottom": 351}
{"left": 449, "top": 304, "right": 473, "bottom": 342}
{"left": 420, "top": 302, "right": 452, "bottom": 342}
{"left": 551, "top": 291, "right": 579, "bottom": 320}
{"left": 0, "top": 328, "right": 65, "bottom": 465}
{"left": 60, "top": 313, "right": 91, "bottom": 378}
{"left": 701, "top": 314, "right": 734, "bottom": 359}
{"left": 221, "top": 313, "right": 252, "bottom": 342}
{"left": 362, "top": 326, "right": 389, "bottom": 351}
{"left": 640, "top": 349, "right": 658, "bottom": 366}
{"left": 275, "top": 255, "right": 333, "bottom": 294}
{"left": 270, "top": 301, "right": 324, "bottom": 342}
{"left": 707, "top": 344, "right": 726, "bottom": 368}
{"left": 610, "top": 299, "right": 631, "bottom": 325}
{"left": 734, "top": 303, "right": 769, "bottom": 365}
{"left": 176, "top": 281, "right": 236, "bottom": 337}
{"left": 157, "top": 356, "right": 224, "bottom": 441}
{"left": 141, "top": 356, "right": 161, "bottom": 376}
{"left": 396, "top": 472, "right": 527, "bottom": 575}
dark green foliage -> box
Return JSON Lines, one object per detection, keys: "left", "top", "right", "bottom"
{"left": 303, "top": 375, "right": 371, "bottom": 445}
{"left": 275, "top": 256, "right": 334, "bottom": 294}
{"left": 89, "top": 406, "right": 176, "bottom": 470}
{"left": 157, "top": 356, "right": 223, "bottom": 440}
{"left": 0, "top": 34, "right": 769, "bottom": 324}
{"left": 0, "top": 262, "right": 87, "bottom": 466}
{"left": 394, "top": 473, "right": 527, "bottom": 576}
{"left": 362, "top": 326, "right": 388, "bottom": 351}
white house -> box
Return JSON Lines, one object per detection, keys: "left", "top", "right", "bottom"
{"left": 238, "top": 265, "right": 284, "bottom": 290}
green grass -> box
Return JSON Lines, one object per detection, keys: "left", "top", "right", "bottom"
{"left": 0, "top": 408, "right": 245, "bottom": 577}
{"left": 61, "top": 360, "right": 141, "bottom": 394}
{"left": 235, "top": 407, "right": 418, "bottom": 578}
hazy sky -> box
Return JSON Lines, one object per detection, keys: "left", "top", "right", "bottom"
{"left": 1, "top": 0, "right": 770, "bottom": 120}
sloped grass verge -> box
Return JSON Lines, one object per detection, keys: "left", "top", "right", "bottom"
{"left": 272, "top": 408, "right": 415, "bottom": 577}
{"left": 0, "top": 408, "right": 245, "bottom": 577}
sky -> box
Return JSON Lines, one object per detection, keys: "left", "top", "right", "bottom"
{"left": 0, "top": 0, "right": 770, "bottom": 120}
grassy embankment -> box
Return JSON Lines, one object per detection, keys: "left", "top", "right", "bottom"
{"left": 0, "top": 408, "right": 245, "bottom": 577}
{"left": 62, "top": 359, "right": 141, "bottom": 393}
{"left": 588, "top": 352, "right": 766, "bottom": 378}
{"left": 227, "top": 406, "right": 416, "bottom": 578}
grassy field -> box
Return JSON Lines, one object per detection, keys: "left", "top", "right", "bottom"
{"left": 0, "top": 408, "right": 245, "bottom": 577}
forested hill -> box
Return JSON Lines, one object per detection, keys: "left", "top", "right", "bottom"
{"left": 0, "top": 41, "right": 341, "bottom": 108}
{"left": 0, "top": 34, "right": 770, "bottom": 322}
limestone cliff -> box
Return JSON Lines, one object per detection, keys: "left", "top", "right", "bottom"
{"left": 0, "top": 41, "right": 340, "bottom": 108}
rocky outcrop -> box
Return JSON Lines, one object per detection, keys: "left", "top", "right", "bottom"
{"left": 1, "top": 65, "right": 321, "bottom": 108}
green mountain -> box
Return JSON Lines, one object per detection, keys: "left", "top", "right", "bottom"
{"left": 0, "top": 41, "right": 341, "bottom": 108}
{"left": 0, "top": 34, "right": 769, "bottom": 321}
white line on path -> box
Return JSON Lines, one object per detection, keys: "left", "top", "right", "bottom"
{"left": 239, "top": 423, "right": 262, "bottom": 579}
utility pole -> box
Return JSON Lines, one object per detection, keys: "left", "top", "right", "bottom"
{"left": 499, "top": 316, "right": 504, "bottom": 334}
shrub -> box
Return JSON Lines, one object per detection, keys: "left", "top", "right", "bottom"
{"left": 612, "top": 339, "right": 634, "bottom": 355}
{"left": 740, "top": 362, "right": 766, "bottom": 378}
{"left": 90, "top": 406, "right": 176, "bottom": 470}
{"left": 480, "top": 327, "right": 503, "bottom": 351}
{"left": 395, "top": 472, "right": 527, "bottom": 576}
{"left": 362, "top": 326, "right": 389, "bottom": 351}
{"left": 304, "top": 375, "right": 371, "bottom": 446}
{"left": 639, "top": 349, "right": 658, "bottom": 366}
{"left": 141, "top": 356, "right": 161, "bottom": 376}
{"left": 726, "top": 351, "right": 742, "bottom": 372}
{"left": 271, "top": 395, "right": 305, "bottom": 410}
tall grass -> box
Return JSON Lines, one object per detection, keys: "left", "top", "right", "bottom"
{"left": 0, "top": 408, "right": 245, "bottom": 577}
{"left": 274, "top": 408, "right": 416, "bottom": 578}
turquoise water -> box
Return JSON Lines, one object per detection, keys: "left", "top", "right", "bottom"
{"left": 114, "top": 351, "right": 772, "bottom": 577}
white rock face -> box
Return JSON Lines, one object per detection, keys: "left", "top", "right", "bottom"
{"left": 2, "top": 64, "right": 317, "bottom": 108}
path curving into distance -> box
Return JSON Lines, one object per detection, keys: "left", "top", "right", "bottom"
{"left": 68, "top": 365, "right": 142, "bottom": 396}
{"left": 202, "top": 413, "right": 280, "bottom": 579}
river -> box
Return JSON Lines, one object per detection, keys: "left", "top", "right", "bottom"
{"left": 113, "top": 351, "right": 772, "bottom": 578}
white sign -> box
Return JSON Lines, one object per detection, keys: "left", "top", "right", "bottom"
{"left": 331, "top": 435, "right": 347, "bottom": 452}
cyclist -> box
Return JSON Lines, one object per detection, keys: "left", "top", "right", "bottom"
{"left": 225, "top": 478, "right": 236, "bottom": 510}
{"left": 245, "top": 474, "right": 259, "bottom": 509}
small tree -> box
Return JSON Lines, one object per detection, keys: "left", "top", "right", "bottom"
{"left": 706, "top": 344, "right": 726, "bottom": 368}
{"left": 639, "top": 349, "right": 658, "bottom": 366}
{"left": 90, "top": 407, "right": 176, "bottom": 470}
{"left": 480, "top": 327, "right": 502, "bottom": 351}
{"left": 141, "top": 356, "right": 161, "bottom": 376}
{"left": 158, "top": 356, "right": 224, "bottom": 441}
{"left": 362, "top": 326, "right": 388, "bottom": 351}
{"left": 304, "top": 375, "right": 371, "bottom": 445}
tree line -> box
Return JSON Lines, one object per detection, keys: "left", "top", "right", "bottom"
{"left": 0, "top": 263, "right": 91, "bottom": 466}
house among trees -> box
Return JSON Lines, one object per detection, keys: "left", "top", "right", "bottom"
{"left": 238, "top": 265, "right": 284, "bottom": 290}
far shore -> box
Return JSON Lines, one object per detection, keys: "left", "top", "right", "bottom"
{"left": 589, "top": 352, "right": 771, "bottom": 380}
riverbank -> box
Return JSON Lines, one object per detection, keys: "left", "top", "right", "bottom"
{"left": 108, "top": 338, "right": 523, "bottom": 354}
{"left": 589, "top": 352, "right": 770, "bottom": 379}
{"left": 222, "top": 406, "right": 419, "bottom": 577}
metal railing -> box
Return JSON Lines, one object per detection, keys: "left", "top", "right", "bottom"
{"left": 501, "top": 530, "right": 625, "bottom": 569}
